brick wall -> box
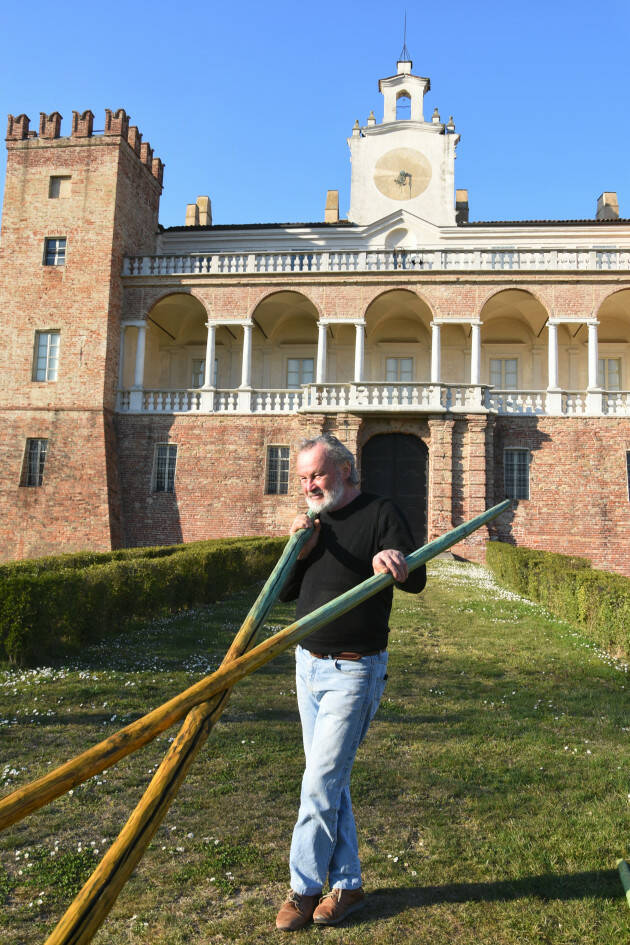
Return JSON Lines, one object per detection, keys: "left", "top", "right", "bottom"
{"left": 0, "top": 111, "right": 161, "bottom": 560}
{"left": 492, "top": 416, "right": 630, "bottom": 575}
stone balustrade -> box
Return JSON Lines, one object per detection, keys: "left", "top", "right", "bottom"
{"left": 123, "top": 248, "right": 630, "bottom": 277}
{"left": 116, "top": 384, "right": 630, "bottom": 416}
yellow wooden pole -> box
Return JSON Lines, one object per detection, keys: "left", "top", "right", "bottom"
{"left": 45, "top": 518, "right": 318, "bottom": 945}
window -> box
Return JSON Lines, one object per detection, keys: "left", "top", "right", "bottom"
{"left": 504, "top": 448, "right": 529, "bottom": 500}
{"left": 49, "top": 175, "right": 71, "bottom": 198}
{"left": 386, "top": 357, "right": 413, "bottom": 382}
{"left": 153, "top": 444, "right": 177, "bottom": 493}
{"left": 22, "top": 439, "right": 48, "bottom": 487}
{"left": 598, "top": 358, "right": 621, "bottom": 390}
{"left": 44, "top": 237, "right": 66, "bottom": 266}
{"left": 191, "top": 359, "right": 205, "bottom": 388}
{"left": 287, "top": 358, "right": 314, "bottom": 388}
{"left": 191, "top": 358, "right": 218, "bottom": 388}
{"left": 266, "top": 446, "right": 290, "bottom": 495}
{"left": 490, "top": 358, "right": 518, "bottom": 388}
{"left": 33, "top": 331, "right": 60, "bottom": 381}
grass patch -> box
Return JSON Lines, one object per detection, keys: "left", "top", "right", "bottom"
{"left": 1, "top": 562, "right": 630, "bottom": 943}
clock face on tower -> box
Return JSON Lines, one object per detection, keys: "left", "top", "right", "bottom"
{"left": 373, "top": 147, "right": 432, "bottom": 200}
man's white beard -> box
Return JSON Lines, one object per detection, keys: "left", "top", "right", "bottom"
{"left": 305, "top": 476, "right": 345, "bottom": 514}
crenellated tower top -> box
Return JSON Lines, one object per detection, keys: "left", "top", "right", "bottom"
{"left": 5, "top": 108, "right": 164, "bottom": 188}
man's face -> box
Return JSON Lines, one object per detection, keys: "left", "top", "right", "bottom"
{"left": 297, "top": 444, "right": 348, "bottom": 514}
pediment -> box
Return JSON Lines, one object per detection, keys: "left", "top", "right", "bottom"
{"left": 358, "top": 209, "right": 445, "bottom": 248}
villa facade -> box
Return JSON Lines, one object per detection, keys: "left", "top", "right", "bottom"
{"left": 1, "top": 61, "right": 629, "bottom": 572}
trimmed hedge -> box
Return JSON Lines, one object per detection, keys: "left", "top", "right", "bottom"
{"left": 0, "top": 537, "right": 286, "bottom": 666}
{"left": 485, "top": 541, "right": 630, "bottom": 658}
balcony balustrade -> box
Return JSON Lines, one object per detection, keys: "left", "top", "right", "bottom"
{"left": 123, "top": 248, "right": 630, "bottom": 278}
{"left": 116, "top": 384, "right": 630, "bottom": 417}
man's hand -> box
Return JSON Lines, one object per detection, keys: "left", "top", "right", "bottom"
{"left": 372, "top": 549, "right": 409, "bottom": 583}
{"left": 290, "top": 513, "right": 321, "bottom": 560}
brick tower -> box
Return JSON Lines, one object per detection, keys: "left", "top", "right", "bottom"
{"left": 0, "top": 108, "right": 163, "bottom": 559}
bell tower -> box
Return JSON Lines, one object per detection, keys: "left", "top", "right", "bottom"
{"left": 347, "top": 58, "right": 460, "bottom": 228}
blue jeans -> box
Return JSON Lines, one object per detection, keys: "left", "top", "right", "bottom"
{"left": 289, "top": 644, "right": 389, "bottom": 895}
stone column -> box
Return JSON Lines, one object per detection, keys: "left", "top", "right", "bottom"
{"left": 587, "top": 320, "right": 599, "bottom": 389}
{"left": 470, "top": 322, "right": 481, "bottom": 385}
{"left": 546, "top": 320, "right": 562, "bottom": 414}
{"left": 128, "top": 321, "right": 147, "bottom": 412}
{"left": 586, "top": 319, "right": 603, "bottom": 413}
{"left": 133, "top": 323, "right": 146, "bottom": 387}
{"left": 238, "top": 322, "right": 253, "bottom": 411}
{"left": 204, "top": 323, "right": 216, "bottom": 387}
{"left": 316, "top": 321, "right": 328, "bottom": 383}
{"left": 547, "top": 321, "right": 559, "bottom": 389}
{"left": 200, "top": 321, "right": 216, "bottom": 412}
{"left": 430, "top": 321, "right": 442, "bottom": 383}
{"left": 354, "top": 322, "right": 365, "bottom": 382}
{"left": 240, "top": 323, "right": 252, "bottom": 388}
{"left": 117, "top": 326, "right": 127, "bottom": 390}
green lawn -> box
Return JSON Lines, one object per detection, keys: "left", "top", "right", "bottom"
{"left": 1, "top": 558, "right": 630, "bottom": 944}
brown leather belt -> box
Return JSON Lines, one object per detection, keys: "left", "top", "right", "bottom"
{"left": 308, "top": 649, "right": 384, "bottom": 661}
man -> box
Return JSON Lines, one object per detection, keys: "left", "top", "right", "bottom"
{"left": 275, "top": 434, "right": 426, "bottom": 931}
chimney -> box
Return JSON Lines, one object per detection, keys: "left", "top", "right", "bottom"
{"left": 596, "top": 192, "right": 619, "bottom": 221}
{"left": 325, "top": 190, "right": 339, "bottom": 223}
{"left": 455, "top": 189, "right": 469, "bottom": 224}
{"left": 185, "top": 203, "right": 199, "bottom": 226}
{"left": 196, "top": 195, "right": 212, "bottom": 226}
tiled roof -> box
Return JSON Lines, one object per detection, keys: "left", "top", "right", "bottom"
{"left": 161, "top": 221, "right": 356, "bottom": 233}
{"left": 460, "top": 218, "right": 630, "bottom": 227}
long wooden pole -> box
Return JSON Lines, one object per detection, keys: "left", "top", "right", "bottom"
{"left": 1, "top": 501, "right": 509, "bottom": 833}
{"left": 44, "top": 518, "right": 318, "bottom": 945}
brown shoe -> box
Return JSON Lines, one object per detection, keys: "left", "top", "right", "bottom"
{"left": 313, "top": 887, "right": 366, "bottom": 925}
{"left": 275, "top": 889, "right": 321, "bottom": 931}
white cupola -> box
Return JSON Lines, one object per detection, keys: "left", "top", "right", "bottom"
{"left": 379, "top": 59, "right": 430, "bottom": 123}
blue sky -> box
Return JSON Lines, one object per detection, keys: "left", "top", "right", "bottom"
{"left": 1, "top": 0, "right": 628, "bottom": 228}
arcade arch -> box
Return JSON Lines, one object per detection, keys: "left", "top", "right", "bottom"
{"left": 251, "top": 291, "right": 319, "bottom": 388}
{"left": 480, "top": 290, "right": 548, "bottom": 389}
{"left": 364, "top": 289, "right": 432, "bottom": 382}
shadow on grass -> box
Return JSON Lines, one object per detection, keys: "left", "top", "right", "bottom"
{"left": 366, "top": 870, "right": 620, "bottom": 917}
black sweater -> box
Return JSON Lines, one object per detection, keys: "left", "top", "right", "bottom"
{"left": 279, "top": 492, "right": 427, "bottom": 654}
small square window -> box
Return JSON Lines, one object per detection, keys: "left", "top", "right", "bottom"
{"left": 44, "top": 237, "right": 66, "bottom": 266}
{"left": 33, "top": 331, "right": 60, "bottom": 381}
{"left": 266, "top": 446, "right": 290, "bottom": 495}
{"left": 386, "top": 357, "right": 413, "bottom": 382}
{"left": 504, "top": 448, "right": 529, "bottom": 500}
{"left": 153, "top": 444, "right": 177, "bottom": 493}
{"left": 49, "top": 175, "right": 71, "bottom": 198}
{"left": 22, "top": 438, "right": 48, "bottom": 487}
{"left": 287, "top": 358, "right": 314, "bottom": 389}
{"left": 490, "top": 358, "right": 518, "bottom": 388}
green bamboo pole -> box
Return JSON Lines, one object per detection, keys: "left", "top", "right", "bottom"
{"left": 617, "top": 859, "right": 630, "bottom": 908}
{"left": 0, "top": 500, "right": 509, "bottom": 833}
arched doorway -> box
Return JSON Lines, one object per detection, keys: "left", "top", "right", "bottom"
{"left": 360, "top": 434, "right": 428, "bottom": 547}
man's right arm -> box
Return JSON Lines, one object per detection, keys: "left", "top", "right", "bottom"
{"left": 278, "top": 514, "right": 320, "bottom": 602}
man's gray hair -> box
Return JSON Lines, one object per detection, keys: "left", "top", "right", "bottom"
{"left": 298, "top": 434, "right": 360, "bottom": 485}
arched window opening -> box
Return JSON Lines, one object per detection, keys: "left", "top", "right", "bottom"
{"left": 396, "top": 93, "right": 411, "bottom": 120}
